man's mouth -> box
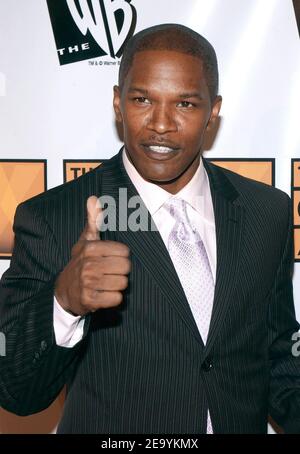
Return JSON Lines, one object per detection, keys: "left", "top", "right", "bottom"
{"left": 141, "top": 142, "right": 180, "bottom": 156}
{"left": 147, "top": 145, "right": 176, "bottom": 154}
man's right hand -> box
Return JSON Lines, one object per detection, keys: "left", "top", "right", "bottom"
{"left": 54, "top": 196, "right": 131, "bottom": 316}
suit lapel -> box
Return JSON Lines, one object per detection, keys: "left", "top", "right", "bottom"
{"left": 202, "top": 160, "right": 245, "bottom": 359}
{"left": 100, "top": 151, "right": 205, "bottom": 345}
{"left": 99, "top": 152, "right": 245, "bottom": 352}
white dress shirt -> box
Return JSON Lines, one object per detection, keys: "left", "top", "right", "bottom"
{"left": 53, "top": 149, "right": 216, "bottom": 347}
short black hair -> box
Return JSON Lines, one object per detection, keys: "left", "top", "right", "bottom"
{"left": 118, "top": 23, "right": 219, "bottom": 101}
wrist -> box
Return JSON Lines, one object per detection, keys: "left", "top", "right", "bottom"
{"left": 54, "top": 275, "right": 75, "bottom": 315}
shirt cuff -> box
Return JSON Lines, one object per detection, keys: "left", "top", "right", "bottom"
{"left": 53, "top": 296, "right": 85, "bottom": 348}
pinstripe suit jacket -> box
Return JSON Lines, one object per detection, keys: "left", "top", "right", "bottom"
{"left": 0, "top": 150, "right": 300, "bottom": 434}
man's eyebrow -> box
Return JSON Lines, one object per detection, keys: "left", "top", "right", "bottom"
{"left": 127, "top": 88, "right": 204, "bottom": 100}
{"left": 179, "top": 92, "right": 203, "bottom": 99}
{"left": 128, "top": 87, "right": 149, "bottom": 95}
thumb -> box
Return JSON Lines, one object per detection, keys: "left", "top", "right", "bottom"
{"left": 82, "top": 196, "right": 102, "bottom": 241}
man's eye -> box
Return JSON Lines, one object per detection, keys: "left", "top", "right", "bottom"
{"left": 134, "top": 97, "right": 150, "bottom": 104}
{"left": 177, "top": 101, "right": 194, "bottom": 108}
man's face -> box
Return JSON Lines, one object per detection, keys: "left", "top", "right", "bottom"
{"left": 114, "top": 50, "right": 222, "bottom": 193}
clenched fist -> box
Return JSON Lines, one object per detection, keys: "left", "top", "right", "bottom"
{"left": 55, "top": 196, "right": 131, "bottom": 316}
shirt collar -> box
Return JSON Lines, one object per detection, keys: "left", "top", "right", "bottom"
{"left": 122, "top": 148, "right": 208, "bottom": 217}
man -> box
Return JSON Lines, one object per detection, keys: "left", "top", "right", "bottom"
{"left": 0, "top": 24, "right": 300, "bottom": 434}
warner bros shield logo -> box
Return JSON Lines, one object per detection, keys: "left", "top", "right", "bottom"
{"left": 47, "top": 0, "right": 137, "bottom": 65}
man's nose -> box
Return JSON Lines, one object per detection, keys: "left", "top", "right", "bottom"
{"left": 147, "top": 104, "right": 177, "bottom": 134}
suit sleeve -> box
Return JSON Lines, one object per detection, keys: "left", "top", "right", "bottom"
{"left": 268, "top": 194, "right": 300, "bottom": 433}
{"left": 0, "top": 202, "right": 88, "bottom": 416}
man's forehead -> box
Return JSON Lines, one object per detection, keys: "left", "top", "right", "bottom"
{"left": 126, "top": 51, "right": 205, "bottom": 84}
{"left": 131, "top": 49, "right": 204, "bottom": 65}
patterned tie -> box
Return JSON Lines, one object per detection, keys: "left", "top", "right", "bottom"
{"left": 166, "top": 198, "right": 214, "bottom": 343}
{"left": 165, "top": 198, "right": 214, "bottom": 433}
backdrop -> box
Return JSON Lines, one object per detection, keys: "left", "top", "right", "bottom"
{"left": 0, "top": 0, "right": 299, "bottom": 433}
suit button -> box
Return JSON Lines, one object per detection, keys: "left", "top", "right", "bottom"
{"left": 40, "top": 340, "right": 47, "bottom": 351}
{"left": 201, "top": 358, "right": 213, "bottom": 372}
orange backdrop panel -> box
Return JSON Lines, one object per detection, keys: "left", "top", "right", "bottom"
{"left": 0, "top": 162, "right": 46, "bottom": 257}
{"left": 211, "top": 160, "right": 273, "bottom": 186}
{"left": 293, "top": 161, "right": 300, "bottom": 188}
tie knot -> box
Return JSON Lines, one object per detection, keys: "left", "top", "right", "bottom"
{"left": 165, "top": 198, "right": 198, "bottom": 243}
{"left": 165, "top": 198, "right": 188, "bottom": 222}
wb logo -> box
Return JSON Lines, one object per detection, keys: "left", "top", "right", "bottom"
{"left": 47, "top": 0, "right": 137, "bottom": 65}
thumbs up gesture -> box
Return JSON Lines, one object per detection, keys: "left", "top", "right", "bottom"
{"left": 55, "top": 196, "right": 131, "bottom": 316}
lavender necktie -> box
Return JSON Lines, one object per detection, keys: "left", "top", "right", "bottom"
{"left": 165, "top": 198, "right": 214, "bottom": 433}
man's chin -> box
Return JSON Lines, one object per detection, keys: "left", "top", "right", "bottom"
{"left": 144, "top": 173, "right": 183, "bottom": 186}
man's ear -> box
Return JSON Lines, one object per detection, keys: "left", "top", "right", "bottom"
{"left": 207, "top": 95, "right": 222, "bottom": 130}
{"left": 113, "top": 85, "right": 123, "bottom": 123}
